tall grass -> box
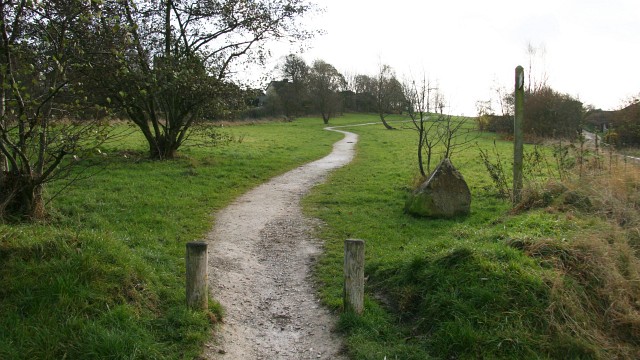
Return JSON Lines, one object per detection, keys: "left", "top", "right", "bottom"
{"left": 523, "top": 152, "right": 640, "bottom": 357}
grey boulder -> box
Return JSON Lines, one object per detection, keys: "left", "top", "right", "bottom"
{"left": 405, "top": 158, "right": 471, "bottom": 218}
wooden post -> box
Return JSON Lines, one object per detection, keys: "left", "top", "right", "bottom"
{"left": 513, "top": 65, "right": 525, "bottom": 205}
{"left": 186, "top": 241, "right": 208, "bottom": 310}
{"left": 343, "top": 239, "right": 365, "bottom": 314}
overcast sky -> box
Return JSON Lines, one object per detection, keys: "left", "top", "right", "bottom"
{"left": 249, "top": 0, "right": 640, "bottom": 115}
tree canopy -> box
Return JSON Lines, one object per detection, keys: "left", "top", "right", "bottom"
{"left": 0, "top": 0, "right": 317, "bottom": 219}
{"left": 307, "top": 60, "right": 345, "bottom": 124}
{"left": 86, "top": 0, "right": 316, "bottom": 159}
{"left": 477, "top": 85, "right": 583, "bottom": 140}
{"left": 374, "top": 64, "right": 406, "bottom": 129}
{"left": 0, "top": 0, "right": 113, "bottom": 219}
{"left": 262, "top": 58, "right": 409, "bottom": 123}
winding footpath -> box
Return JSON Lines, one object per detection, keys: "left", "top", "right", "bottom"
{"left": 202, "top": 127, "right": 357, "bottom": 359}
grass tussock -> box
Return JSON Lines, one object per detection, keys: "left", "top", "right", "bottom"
{"left": 507, "top": 154, "right": 640, "bottom": 358}
{"left": 509, "top": 234, "right": 640, "bottom": 358}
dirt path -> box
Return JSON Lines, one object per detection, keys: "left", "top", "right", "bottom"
{"left": 201, "top": 127, "right": 357, "bottom": 359}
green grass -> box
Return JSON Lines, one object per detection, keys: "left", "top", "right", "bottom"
{"left": 0, "top": 118, "right": 342, "bottom": 359}
{"left": 3, "top": 113, "right": 636, "bottom": 359}
{"left": 303, "top": 115, "right": 612, "bottom": 359}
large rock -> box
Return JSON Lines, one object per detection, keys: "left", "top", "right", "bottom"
{"left": 405, "top": 158, "right": 471, "bottom": 218}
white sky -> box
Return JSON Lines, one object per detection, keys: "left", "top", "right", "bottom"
{"left": 248, "top": 0, "right": 640, "bottom": 115}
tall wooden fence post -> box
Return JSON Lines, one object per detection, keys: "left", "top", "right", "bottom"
{"left": 513, "top": 65, "right": 525, "bottom": 205}
{"left": 344, "top": 239, "right": 365, "bottom": 314}
{"left": 186, "top": 241, "right": 208, "bottom": 310}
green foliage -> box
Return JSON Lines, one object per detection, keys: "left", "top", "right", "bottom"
{"left": 0, "top": 119, "right": 341, "bottom": 359}
{"left": 272, "top": 54, "right": 311, "bottom": 118}
{"left": 0, "top": 0, "right": 110, "bottom": 219}
{"left": 610, "top": 102, "right": 640, "bottom": 146}
{"left": 524, "top": 87, "right": 583, "bottom": 139}
{"left": 308, "top": 60, "right": 347, "bottom": 124}
{"left": 83, "top": 0, "right": 317, "bottom": 158}
{"left": 482, "top": 114, "right": 514, "bottom": 134}
{"left": 263, "top": 57, "right": 408, "bottom": 120}
{"left": 479, "top": 140, "right": 512, "bottom": 199}
{"left": 478, "top": 86, "right": 583, "bottom": 140}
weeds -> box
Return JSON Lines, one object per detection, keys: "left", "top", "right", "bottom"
{"left": 478, "top": 132, "right": 640, "bottom": 358}
{"left": 478, "top": 140, "right": 511, "bottom": 199}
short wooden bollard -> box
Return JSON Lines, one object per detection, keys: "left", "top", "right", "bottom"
{"left": 343, "top": 239, "right": 365, "bottom": 314}
{"left": 186, "top": 241, "right": 208, "bottom": 310}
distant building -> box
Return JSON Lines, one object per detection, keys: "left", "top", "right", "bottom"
{"left": 265, "top": 79, "right": 290, "bottom": 94}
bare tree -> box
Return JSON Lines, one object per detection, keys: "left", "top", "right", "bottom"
{"left": 404, "top": 74, "right": 477, "bottom": 176}
{"left": 404, "top": 75, "right": 442, "bottom": 176}
{"left": 526, "top": 42, "right": 549, "bottom": 94}
{"left": 438, "top": 114, "right": 478, "bottom": 160}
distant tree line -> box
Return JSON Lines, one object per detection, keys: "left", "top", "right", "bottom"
{"left": 478, "top": 83, "right": 640, "bottom": 148}
{"left": 259, "top": 55, "right": 408, "bottom": 124}
{"left": 476, "top": 85, "right": 583, "bottom": 141}
{"left": 475, "top": 40, "right": 640, "bottom": 146}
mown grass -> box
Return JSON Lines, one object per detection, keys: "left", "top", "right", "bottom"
{"left": 304, "top": 114, "right": 640, "bottom": 359}
{"left": 0, "top": 118, "right": 342, "bottom": 359}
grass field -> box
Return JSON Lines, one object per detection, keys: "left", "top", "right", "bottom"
{"left": 304, "top": 114, "right": 640, "bottom": 359}
{"left": 0, "top": 118, "right": 342, "bottom": 359}
{"left": 2, "top": 113, "right": 639, "bottom": 359}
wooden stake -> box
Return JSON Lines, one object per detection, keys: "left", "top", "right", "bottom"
{"left": 186, "top": 241, "right": 208, "bottom": 310}
{"left": 344, "top": 239, "right": 365, "bottom": 314}
{"left": 513, "top": 65, "right": 525, "bottom": 205}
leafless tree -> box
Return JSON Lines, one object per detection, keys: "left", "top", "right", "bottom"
{"left": 404, "top": 74, "right": 477, "bottom": 177}
{"left": 403, "top": 75, "right": 442, "bottom": 176}
{"left": 526, "top": 42, "right": 549, "bottom": 94}
{"left": 438, "top": 114, "right": 478, "bottom": 160}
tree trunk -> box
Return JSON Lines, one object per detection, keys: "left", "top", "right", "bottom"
{"left": 148, "top": 132, "right": 179, "bottom": 160}
{"left": 0, "top": 73, "right": 6, "bottom": 173}
{"left": 150, "top": 142, "right": 178, "bottom": 160}
{"left": 381, "top": 118, "right": 394, "bottom": 130}
{"left": 0, "top": 172, "right": 45, "bottom": 220}
{"left": 418, "top": 126, "right": 426, "bottom": 177}
{"left": 379, "top": 114, "right": 394, "bottom": 130}
{"left": 165, "top": 0, "right": 172, "bottom": 57}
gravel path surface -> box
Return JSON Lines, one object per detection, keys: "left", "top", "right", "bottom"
{"left": 201, "top": 127, "right": 357, "bottom": 359}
